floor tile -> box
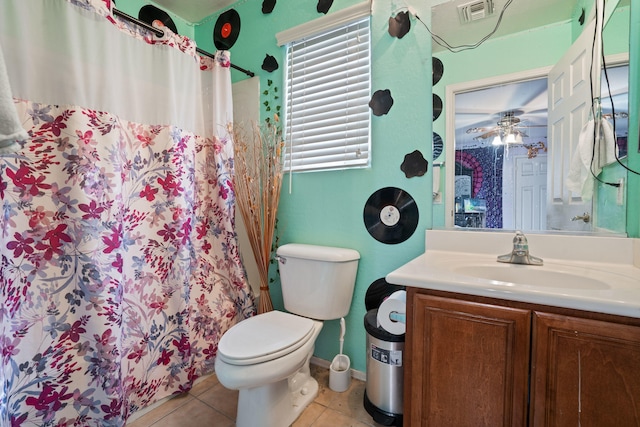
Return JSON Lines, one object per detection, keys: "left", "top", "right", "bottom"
{"left": 189, "top": 373, "right": 220, "bottom": 396}
{"left": 127, "top": 393, "right": 194, "bottom": 427}
{"left": 149, "top": 398, "right": 233, "bottom": 427}
{"left": 328, "top": 379, "right": 373, "bottom": 423}
{"left": 291, "top": 402, "right": 326, "bottom": 427}
{"left": 124, "top": 364, "right": 381, "bottom": 427}
{"left": 195, "top": 382, "right": 239, "bottom": 419}
{"left": 309, "top": 407, "right": 371, "bottom": 427}
{"left": 311, "top": 365, "right": 341, "bottom": 407}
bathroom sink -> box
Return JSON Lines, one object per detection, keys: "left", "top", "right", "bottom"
{"left": 454, "top": 265, "right": 611, "bottom": 290}
{"left": 385, "top": 230, "right": 640, "bottom": 318}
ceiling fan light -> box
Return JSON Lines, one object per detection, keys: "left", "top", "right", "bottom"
{"left": 492, "top": 135, "right": 503, "bottom": 146}
{"left": 514, "top": 133, "right": 523, "bottom": 144}
{"left": 505, "top": 133, "right": 517, "bottom": 144}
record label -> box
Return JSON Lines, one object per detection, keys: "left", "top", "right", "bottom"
{"left": 363, "top": 187, "right": 418, "bottom": 244}
{"left": 221, "top": 23, "right": 232, "bottom": 38}
{"left": 380, "top": 205, "right": 400, "bottom": 227}
{"left": 214, "top": 9, "right": 240, "bottom": 50}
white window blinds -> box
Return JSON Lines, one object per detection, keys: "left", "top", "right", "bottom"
{"left": 284, "top": 17, "right": 371, "bottom": 172}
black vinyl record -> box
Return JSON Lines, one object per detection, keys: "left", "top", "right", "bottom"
{"left": 363, "top": 187, "right": 418, "bottom": 244}
{"left": 138, "top": 5, "right": 178, "bottom": 35}
{"left": 262, "top": 0, "right": 277, "bottom": 14}
{"left": 214, "top": 9, "right": 241, "bottom": 50}
{"left": 433, "top": 94, "right": 443, "bottom": 121}
{"left": 432, "top": 57, "right": 443, "bottom": 85}
{"left": 365, "top": 278, "right": 405, "bottom": 311}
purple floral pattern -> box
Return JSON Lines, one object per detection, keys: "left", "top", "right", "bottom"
{"left": 1, "top": 99, "right": 255, "bottom": 426}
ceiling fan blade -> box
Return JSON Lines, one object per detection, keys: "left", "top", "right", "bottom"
{"left": 466, "top": 127, "right": 492, "bottom": 134}
{"left": 477, "top": 129, "right": 499, "bottom": 139}
{"left": 515, "top": 124, "right": 547, "bottom": 128}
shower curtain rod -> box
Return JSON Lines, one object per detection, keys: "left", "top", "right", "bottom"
{"left": 112, "top": 9, "right": 255, "bottom": 78}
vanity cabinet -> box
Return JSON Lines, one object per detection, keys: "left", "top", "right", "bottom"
{"left": 404, "top": 288, "right": 640, "bottom": 427}
{"left": 531, "top": 312, "right": 640, "bottom": 427}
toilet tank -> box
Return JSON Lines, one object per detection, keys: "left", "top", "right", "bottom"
{"left": 276, "top": 243, "right": 360, "bottom": 320}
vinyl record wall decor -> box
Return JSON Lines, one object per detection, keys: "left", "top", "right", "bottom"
{"left": 363, "top": 187, "right": 419, "bottom": 244}
{"left": 138, "top": 5, "right": 178, "bottom": 34}
{"left": 432, "top": 57, "right": 444, "bottom": 161}
{"left": 433, "top": 57, "right": 443, "bottom": 85}
{"left": 213, "top": 9, "right": 241, "bottom": 50}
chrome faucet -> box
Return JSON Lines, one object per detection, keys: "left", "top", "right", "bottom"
{"left": 497, "top": 231, "right": 543, "bottom": 266}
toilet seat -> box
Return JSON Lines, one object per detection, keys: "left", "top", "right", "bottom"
{"left": 218, "top": 311, "right": 316, "bottom": 366}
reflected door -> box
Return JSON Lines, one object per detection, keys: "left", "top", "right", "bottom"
{"left": 546, "top": 20, "right": 596, "bottom": 231}
{"left": 515, "top": 155, "right": 547, "bottom": 231}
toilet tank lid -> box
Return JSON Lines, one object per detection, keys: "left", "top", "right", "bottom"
{"left": 277, "top": 243, "right": 360, "bottom": 262}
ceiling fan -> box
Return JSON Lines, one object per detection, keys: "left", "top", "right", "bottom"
{"left": 466, "top": 110, "right": 545, "bottom": 141}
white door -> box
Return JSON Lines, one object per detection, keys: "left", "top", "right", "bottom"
{"left": 546, "top": 20, "right": 597, "bottom": 232}
{"left": 515, "top": 155, "right": 547, "bottom": 231}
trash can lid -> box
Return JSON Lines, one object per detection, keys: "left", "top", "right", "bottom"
{"left": 364, "top": 309, "right": 405, "bottom": 342}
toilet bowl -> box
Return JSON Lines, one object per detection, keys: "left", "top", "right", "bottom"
{"left": 215, "top": 311, "right": 323, "bottom": 427}
{"left": 214, "top": 243, "right": 360, "bottom": 427}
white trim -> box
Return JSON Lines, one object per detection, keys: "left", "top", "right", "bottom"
{"left": 444, "top": 66, "right": 552, "bottom": 228}
{"left": 276, "top": 1, "right": 371, "bottom": 46}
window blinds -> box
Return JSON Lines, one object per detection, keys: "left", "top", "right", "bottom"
{"left": 284, "top": 17, "right": 371, "bottom": 172}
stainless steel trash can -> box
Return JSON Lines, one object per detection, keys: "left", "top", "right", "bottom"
{"left": 363, "top": 309, "right": 404, "bottom": 426}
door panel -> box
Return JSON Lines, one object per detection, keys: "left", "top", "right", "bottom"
{"left": 547, "top": 20, "right": 597, "bottom": 231}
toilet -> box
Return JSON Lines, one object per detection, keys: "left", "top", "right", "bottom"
{"left": 214, "top": 243, "right": 360, "bottom": 427}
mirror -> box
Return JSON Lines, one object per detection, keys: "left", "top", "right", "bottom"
{"left": 431, "top": 0, "right": 631, "bottom": 234}
{"left": 451, "top": 66, "right": 628, "bottom": 232}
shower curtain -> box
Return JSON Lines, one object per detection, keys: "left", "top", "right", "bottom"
{"left": 0, "top": 0, "right": 255, "bottom": 425}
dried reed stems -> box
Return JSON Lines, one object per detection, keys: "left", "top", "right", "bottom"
{"left": 233, "top": 117, "right": 284, "bottom": 314}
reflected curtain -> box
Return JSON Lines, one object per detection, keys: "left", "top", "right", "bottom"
{"left": 0, "top": 1, "right": 255, "bottom": 425}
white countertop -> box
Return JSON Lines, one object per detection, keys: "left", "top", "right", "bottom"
{"left": 386, "top": 230, "right": 640, "bottom": 318}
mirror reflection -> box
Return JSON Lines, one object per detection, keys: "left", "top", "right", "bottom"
{"left": 453, "top": 78, "right": 549, "bottom": 230}
{"left": 452, "top": 66, "right": 628, "bottom": 231}
{"left": 432, "top": 0, "right": 631, "bottom": 234}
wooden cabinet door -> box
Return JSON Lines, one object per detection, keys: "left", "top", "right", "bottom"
{"left": 407, "top": 292, "right": 531, "bottom": 427}
{"left": 531, "top": 312, "right": 640, "bottom": 427}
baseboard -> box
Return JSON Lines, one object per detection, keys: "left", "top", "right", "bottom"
{"left": 311, "top": 356, "right": 366, "bottom": 382}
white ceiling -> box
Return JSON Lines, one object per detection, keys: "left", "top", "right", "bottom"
{"left": 431, "top": 0, "right": 577, "bottom": 53}
{"left": 147, "top": 0, "right": 630, "bottom": 33}
{"left": 145, "top": 0, "right": 581, "bottom": 27}
{"left": 454, "top": 64, "right": 630, "bottom": 147}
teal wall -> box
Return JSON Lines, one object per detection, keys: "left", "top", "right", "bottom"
{"left": 115, "top": 0, "right": 196, "bottom": 39}
{"left": 195, "top": 0, "right": 433, "bottom": 373}
{"left": 117, "top": 0, "right": 640, "bottom": 374}
{"left": 433, "top": 6, "right": 631, "bottom": 234}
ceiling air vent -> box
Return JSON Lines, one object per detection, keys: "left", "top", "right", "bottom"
{"left": 458, "top": 0, "right": 495, "bottom": 23}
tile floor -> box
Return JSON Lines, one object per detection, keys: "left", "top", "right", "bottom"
{"left": 127, "top": 364, "right": 386, "bottom": 427}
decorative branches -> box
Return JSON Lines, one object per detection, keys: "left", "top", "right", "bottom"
{"left": 232, "top": 116, "right": 284, "bottom": 314}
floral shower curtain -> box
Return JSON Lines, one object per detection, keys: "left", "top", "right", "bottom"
{"left": 0, "top": 1, "right": 255, "bottom": 425}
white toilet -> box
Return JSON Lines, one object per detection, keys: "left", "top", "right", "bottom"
{"left": 214, "top": 243, "right": 360, "bottom": 427}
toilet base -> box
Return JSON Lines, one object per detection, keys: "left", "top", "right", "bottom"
{"left": 236, "top": 369, "right": 319, "bottom": 427}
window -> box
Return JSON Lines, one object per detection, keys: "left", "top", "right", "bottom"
{"left": 282, "top": 14, "right": 371, "bottom": 172}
